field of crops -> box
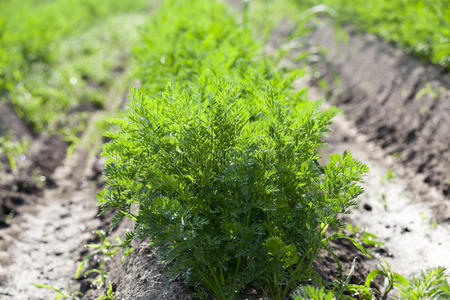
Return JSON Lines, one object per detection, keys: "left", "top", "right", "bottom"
{"left": 294, "top": 0, "right": 449, "bottom": 69}
{"left": 0, "top": 0, "right": 449, "bottom": 299}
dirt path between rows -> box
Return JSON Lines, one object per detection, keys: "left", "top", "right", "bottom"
{"left": 0, "top": 56, "right": 133, "bottom": 299}
{"left": 0, "top": 146, "right": 101, "bottom": 299}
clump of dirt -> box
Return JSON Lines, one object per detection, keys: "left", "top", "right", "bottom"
{"left": 0, "top": 192, "right": 27, "bottom": 228}
{"left": 106, "top": 240, "right": 192, "bottom": 300}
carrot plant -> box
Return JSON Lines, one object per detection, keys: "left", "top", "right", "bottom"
{"left": 397, "top": 267, "right": 450, "bottom": 299}
{"left": 0, "top": 135, "right": 28, "bottom": 172}
{"left": 100, "top": 0, "right": 369, "bottom": 298}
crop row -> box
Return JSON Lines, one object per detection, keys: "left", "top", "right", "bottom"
{"left": 0, "top": 0, "right": 149, "bottom": 133}
{"left": 99, "top": 0, "right": 370, "bottom": 299}
{"left": 289, "top": 0, "right": 449, "bottom": 70}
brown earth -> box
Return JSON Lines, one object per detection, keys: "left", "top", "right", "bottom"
{"left": 0, "top": 89, "right": 107, "bottom": 299}
{"left": 0, "top": 108, "right": 69, "bottom": 230}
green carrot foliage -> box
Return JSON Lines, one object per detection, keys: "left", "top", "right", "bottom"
{"left": 100, "top": 0, "right": 369, "bottom": 298}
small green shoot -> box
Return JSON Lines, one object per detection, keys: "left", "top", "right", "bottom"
{"left": 380, "top": 170, "right": 396, "bottom": 184}
{"left": 381, "top": 194, "right": 388, "bottom": 211}
{"left": 345, "top": 224, "right": 385, "bottom": 251}
{"left": 75, "top": 230, "right": 131, "bottom": 280}
{"left": 318, "top": 78, "right": 330, "bottom": 91}
{"left": 32, "top": 284, "right": 82, "bottom": 300}
{"left": 416, "top": 83, "right": 439, "bottom": 100}
{"left": 365, "top": 259, "right": 409, "bottom": 299}
{"left": 0, "top": 135, "right": 28, "bottom": 172}
{"left": 96, "top": 283, "right": 115, "bottom": 300}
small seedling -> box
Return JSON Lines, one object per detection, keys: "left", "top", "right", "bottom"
{"left": 345, "top": 224, "right": 385, "bottom": 251}
{"left": 365, "top": 259, "right": 408, "bottom": 299}
{"left": 0, "top": 135, "right": 28, "bottom": 172}
{"left": 381, "top": 194, "right": 388, "bottom": 211}
{"left": 75, "top": 230, "right": 132, "bottom": 280}
{"left": 420, "top": 211, "right": 439, "bottom": 230}
{"left": 380, "top": 170, "right": 395, "bottom": 184}
{"left": 32, "top": 284, "right": 82, "bottom": 300}
{"left": 416, "top": 83, "right": 439, "bottom": 100}
{"left": 96, "top": 283, "right": 115, "bottom": 300}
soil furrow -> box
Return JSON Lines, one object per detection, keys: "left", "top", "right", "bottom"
{"left": 0, "top": 129, "right": 102, "bottom": 299}
{"left": 305, "top": 22, "right": 450, "bottom": 199}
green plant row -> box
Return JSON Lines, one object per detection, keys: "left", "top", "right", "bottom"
{"left": 100, "top": 0, "right": 370, "bottom": 298}
{"left": 0, "top": 1, "right": 149, "bottom": 170}
{"left": 293, "top": 264, "right": 450, "bottom": 300}
{"left": 291, "top": 0, "right": 449, "bottom": 70}
{"left": 0, "top": 12, "right": 147, "bottom": 173}
{"left": 0, "top": 0, "right": 148, "bottom": 95}
{"left": 12, "top": 13, "right": 145, "bottom": 133}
